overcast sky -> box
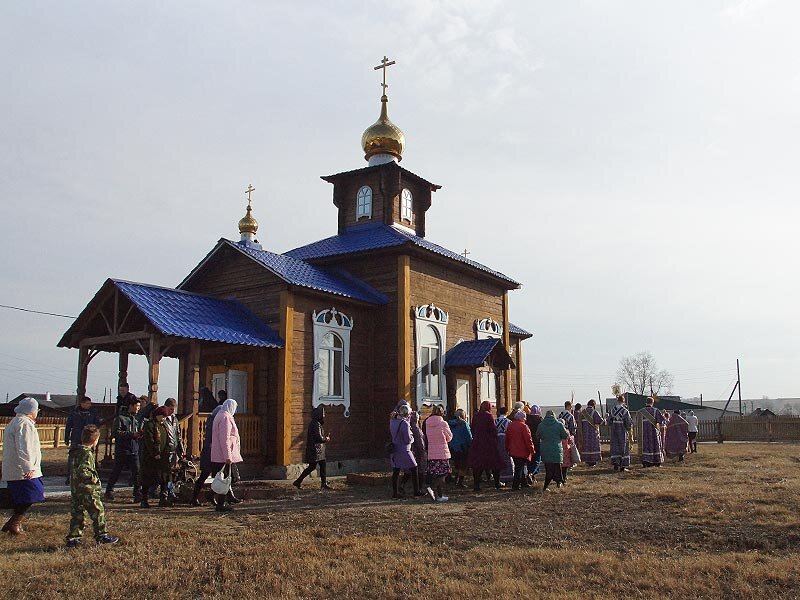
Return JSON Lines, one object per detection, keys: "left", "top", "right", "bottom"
{"left": 1, "top": 0, "right": 797, "bottom": 407}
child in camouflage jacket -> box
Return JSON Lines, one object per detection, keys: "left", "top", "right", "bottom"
{"left": 65, "top": 424, "right": 119, "bottom": 548}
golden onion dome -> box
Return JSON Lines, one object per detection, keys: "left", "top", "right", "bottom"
{"left": 238, "top": 204, "right": 258, "bottom": 235}
{"left": 361, "top": 95, "right": 405, "bottom": 162}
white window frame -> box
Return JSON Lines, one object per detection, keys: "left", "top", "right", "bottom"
{"left": 356, "top": 185, "right": 372, "bottom": 220}
{"left": 480, "top": 369, "right": 498, "bottom": 405}
{"left": 476, "top": 317, "right": 503, "bottom": 340}
{"left": 414, "top": 303, "right": 448, "bottom": 407}
{"left": 312, "top": 308, "right": 353, "bottom": 417}
{"left": 401, "top": 188, "right": 413, "bottom": 222}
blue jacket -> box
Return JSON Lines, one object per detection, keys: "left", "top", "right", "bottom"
{"left": 65, "top": 407, "right": 101, "bottom": 448}
{"left": 447, "top": 418, "right": 473, "bottom": 453}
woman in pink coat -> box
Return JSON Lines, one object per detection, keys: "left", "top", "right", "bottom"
{"left": 210, "top": 399, "right": 243, "bottom": 512}
{"left": 424, "top": 405, "right": 453, "bottom": 502}
{"left": 559, "top": 417, "right": 575, "bottom": 485}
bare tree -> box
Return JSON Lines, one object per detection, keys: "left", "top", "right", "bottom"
{"left": 616, "top": 352, "right": 674, "bottom": 396}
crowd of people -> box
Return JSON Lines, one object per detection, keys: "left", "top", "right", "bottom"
{"left": 386, "top": 394, "right": 694, "bottom": 501}
{"left": 1, "top": 384, "right": 246, "bottom": 547}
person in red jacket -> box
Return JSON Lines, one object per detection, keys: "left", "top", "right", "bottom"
{"left": 505, "top": 411, "right": 534, "bottom": 490}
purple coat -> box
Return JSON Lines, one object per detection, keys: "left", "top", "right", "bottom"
{"left": 389, "top": 417, "right": 417, "bottom": 470}
{"left": 468, "top": 410, "right": 505, "bottom": 470}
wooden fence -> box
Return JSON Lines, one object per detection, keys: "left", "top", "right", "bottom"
{"left": 178, "top": 413, "right": 261, "bottom": 457}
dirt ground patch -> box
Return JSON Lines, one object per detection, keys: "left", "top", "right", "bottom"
{"left": 2, "top": 443, "right": 799, "bottom": 599}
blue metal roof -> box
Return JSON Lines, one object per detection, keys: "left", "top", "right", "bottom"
{"left": 114, "top": 280, "right": 284, "bottom": 348}
{"left": 224, "top": 240, "right": 389, "bottom": 305}
{"left": 285, "top": 223, "right": 520, "bottom": 287}
{"left": 509, "top": 322, "right": 533, "bottom": 338}
{"left": 445, "top": 338, "right": 505, "bottom": 368}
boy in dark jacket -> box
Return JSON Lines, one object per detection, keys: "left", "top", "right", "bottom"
{"left": 66, "top": 425, "right": 119, "bottom": 548}
{"left": 105, "top": 397, "right": 143, "bottom": 502}
{"left": 139, "top": 407, "right": 171, "bottom": 508}
{"left": 64, "top": 397, "right": 101, "bottom": 485}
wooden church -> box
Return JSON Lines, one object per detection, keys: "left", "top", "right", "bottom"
{"left": 58, "top": 59, "right": 533, "bottom": 478}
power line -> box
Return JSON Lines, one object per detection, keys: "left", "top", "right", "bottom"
{"left": 0, "top": 304, "right": 76, "bottom": 319}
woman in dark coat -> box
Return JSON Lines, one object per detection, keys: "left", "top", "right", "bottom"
{"left": 526, "top": 404, "right": 544, "bottom": 481}
{"left": 293, "top": 406, "right": 331, "bottom": 490}
{"left": 468, "top": 401, "right": 504, "bottom": 492}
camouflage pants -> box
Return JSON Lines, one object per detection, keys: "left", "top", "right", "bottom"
{"left": 67, "top": 487, "right": 107, "bottom": 540}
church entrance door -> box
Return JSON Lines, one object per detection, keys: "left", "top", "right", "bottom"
{"left": 456, "top": 379, "right": 470, "bottom": 421}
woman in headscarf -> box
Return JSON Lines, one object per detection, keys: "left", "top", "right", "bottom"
{"left": 447, "top": 409, "right": 472, "bottom": 488}
{"left": 210, "top": 398, "right": 243, "bottom": 512}
{"left": 526, "top": 404, "right": 544, "bottom": 482}
{"left": 424, "top": 404, "right": 453, "bottom": 502}
{"left": 408, "top": 408, "right": 427, "bottom": 496}
{"left": 468, "top": 401, "right": 504, "bottom": 492}
{"left": 389, "top": 402, "right": 418, "bottom": 499}
{"left": 1, "top": 398, "right": 44, "bottom": 535}
{"left": 535, "top": 410, "right": 569, "bottom": 492}
{"left": 191, "top": 398, "right": 226, "bottom": 506}
{"left": 293, "top": 405, "right": 331, "bottom": 490}
{"left": 495, "top": 406, "right": 514, "bottom": 484}
{"left": 665, "top": 410, "right": 690, "bottom": 462}
{"left": 505, "top": 411, "right": 534, "bottom": 490}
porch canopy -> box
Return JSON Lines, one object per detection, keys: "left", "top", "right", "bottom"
{"left": 58, "top": 278, "right": 283, "bottom": 453}
{"left": 445, "top": 338, "right": 515, "bottom": 370}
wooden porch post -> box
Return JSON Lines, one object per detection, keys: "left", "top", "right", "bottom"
{"left": 502, "top": 291, "right": 511, "bottom": 406}
{"left": 148, "top": 335, "right": 161, "bottom": 405}
{"left": 515, "top": 339, "right": 523, "bottom": 404}
{"left": 76, "top": 346, "right": 89, "bottom": 403}
{"left": 118, "top": 351, "right": 129, "bottom": 389}
{"left": 276, "top": 291, "right": 294, "bottom": 466}
{"left": 187, "top": 341, "right": 201, "bottom": 457}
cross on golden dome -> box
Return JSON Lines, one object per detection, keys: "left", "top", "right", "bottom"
{"left": 238, "top": 183, "right": 258, "bottom": 236}
{"left": 362, "top": 55, "right": 405, "bottom": 163}
{"left": 373, "top": 55, "right": 396, "bottom": 96}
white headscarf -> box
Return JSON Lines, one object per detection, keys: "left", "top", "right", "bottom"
{"left": 222, "top": 398, "right": 238, "bottom": 415}
{"left": 15, "top": 397, "right": 38, "bottom": 416}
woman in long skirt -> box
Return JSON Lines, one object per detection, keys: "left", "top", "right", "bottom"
{"left": 2, "top": 398, "right": 45, "bottom": 535}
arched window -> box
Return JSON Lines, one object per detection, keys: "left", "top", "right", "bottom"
{"left": 318, "top": 332, "right": 344, "bottom": 398}
{"left": 401, "top": 188, "right": 413, "bottom": 222}
{"left": 420, "top": 325, "right": 441, "bottom": 398}
{"left": 356, "top": 186, "right": 372, "bottom": 220}
{"left": 312, "top": 308, "right": 353, "bottom": 416}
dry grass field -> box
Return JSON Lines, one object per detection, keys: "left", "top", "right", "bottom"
{"left": 2, "top": 443, "right": 800, "bottom": 600}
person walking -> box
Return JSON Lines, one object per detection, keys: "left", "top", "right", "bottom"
{"left": 389, "top": 402, "right": 418, "bottom": 499}
{"left": 579, "top": 400, "right": 603, "bottom": 466}
{"left": 526, "top": 404, "right": 544, "bottom": 482}
{"left": 293, "top": 406, "right": 331, "bottom": 490}
{"left": 558, "top": 401, "right": 577, "bottom": 436}
{"left": 162, "top": 398, "right": 184, "bottom": 502}
{"left": 573, "top": 403, "right": 584, "bottom": 453}
{"left": 190, "top": 401, "right": 225, "bottom": 506}
{"left": 210, "top": 399, "right": 243, "bottom": 512}
{"left": 115, "top": 384, "right": 138, "bottom": 416}
{"left": 1, "top": 398, "right": 44, "bottom": 535}
{"left": 495, "top": 406, "right": 514, "bottom": 484}
{"left": 408, "top": 409, "right": 427, "bottom": 495}
{"left": 423, "top": 405, "right": 453, "bottom": 502}
{"left": 641, "top": 397, "right": 666, "bottom": 467}
{"left": 64, "top": 396, "right": 101, "bottom": 485}
{"left": 505, "top": 411, "right": 534, "bottom": 490}
{"left": 686, "top": 410, "right": 699, "bottom": 453}
{"left": 559, "top": 418, "right": 575, "bottom": 484}
{"left": 608, "top": 395, "right": 633, "bottom": 472}
{"left": 447, "top": 409, "right": 472, "bottom": 488}
{"left": 468, "top": 401, "right": 504, "bottom": 492}
{"left": 665, "top": 410, "right": 690, "bottom": 462}
{"left": 105, "top": 396, "right": 142, "bottom": 502}
{"left": 536, "top": 410, "right": 569, "bottom": 492}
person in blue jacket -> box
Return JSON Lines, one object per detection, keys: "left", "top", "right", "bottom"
{"left": 447, "top": 409, "right": 472, "bottom": 488}
{"left": 64, "top": 396, "right": 101, "bottom": 485}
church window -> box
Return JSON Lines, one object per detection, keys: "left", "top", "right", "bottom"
{"left": 480, "top": 370, "right": 498, "bottom": 404}
{"left": 356, "top": 186, "right": 372, "bottom": 220}
{"left": 414, "top": 304, "right": 448, "bottom": 406}
{"left": 401, "top": 188, "right": 413, "bottom": 222}
{"left": 312, "top": 308, "right": 353, "bottom": 417}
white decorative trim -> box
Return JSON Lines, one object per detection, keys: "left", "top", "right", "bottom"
{"left": 414, "top": 304, "right": 448, "bottom": 406}
{"left": 476, "top": 317, "right": 503, "bottom": 340}
{"left": 401, "top": 188, "right": 413, "bottom": 222}
{"left": 312, "top": 308, "right": 353, "bottom": 417}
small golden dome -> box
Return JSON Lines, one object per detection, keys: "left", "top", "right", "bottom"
{"left": 238, "top": 205, "right": 258, "bottom": 235}
{"left": 361, "top": 95, "right": 405, "bottom": 162}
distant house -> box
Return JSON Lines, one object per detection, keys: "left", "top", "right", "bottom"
{"left": 606, "top": 392, "right": 734, "bottom": 420}
{"left": 750, "top": 408, "right": 778, "bottom": 419}
{"left": 1, "top": 393, "right": 77, "bottom": 417}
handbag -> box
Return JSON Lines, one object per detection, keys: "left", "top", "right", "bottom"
{"left": 211, "top": 468, "right": 232, "bottom": 495}
{"left": 570, "top": 442, "right": 581, "bottom": 464}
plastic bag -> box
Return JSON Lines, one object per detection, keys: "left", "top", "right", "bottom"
{"left": 570, "top": 443, "right": 581, "bottom": 464}
{"left": 211, "top": 469, "right": 232, "bottom": 495}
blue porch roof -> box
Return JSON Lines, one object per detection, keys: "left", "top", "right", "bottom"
{"left": 285, "top": 223, "right": 520, "bottom": 287}
{"left": 90, "top": 280, "right": 284, "bottom": 348}
{"left": 509, "top": 322, "right": 533, "bottom": 339}
{"left": 445, "top": 338, "right": 514, "bottom": 369}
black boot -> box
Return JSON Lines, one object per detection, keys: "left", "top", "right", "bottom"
{"left": 226, "top": 490, "right": 242, "bottom": 505}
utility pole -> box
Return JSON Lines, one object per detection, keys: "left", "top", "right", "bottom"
{"left": 700, "top": 393, "right": 703, "bottom": 407}
{"left": 737, "top": 358, "right": 742, "bottom": 415}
